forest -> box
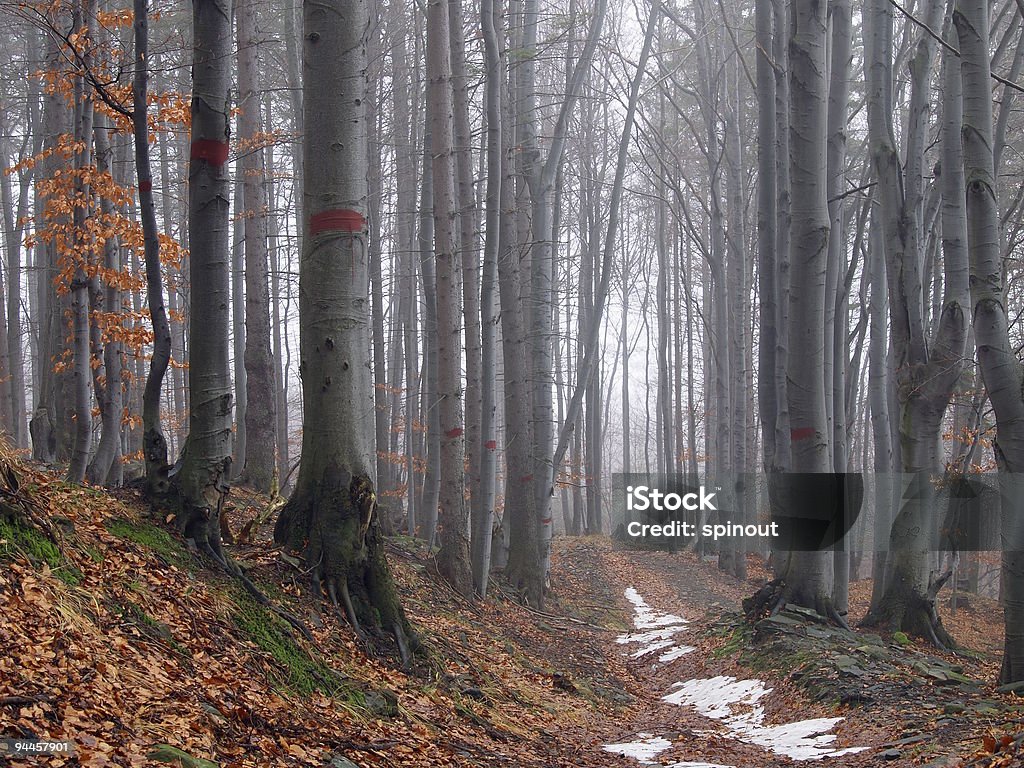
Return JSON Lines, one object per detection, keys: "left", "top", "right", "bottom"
{"left": 3, "top": 0, "right": 1024, "bottom": 763}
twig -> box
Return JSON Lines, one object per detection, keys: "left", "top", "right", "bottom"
{"left": 892, "top": 0, "right": 1024, "bottom": 94}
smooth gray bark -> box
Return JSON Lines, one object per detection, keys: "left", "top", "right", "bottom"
{"left": 471, "top": 0, "right": 501, "bottom": 597}
{"left": 955, "top": 0, "right": 1024, "bottom": 683}
{"left": 237, "top": 0, "right": 277, "bottom": 493}
{"left": 275, "top": 0, "right": 413, "bottom": 656}
{"left": 131, "top": 0, "right": 171, "bottom": 495}
{"left": 427, "top": 0, "right": 472, "bottom": 596}
{"left": 176, "top": 0, "right": 235, "bottom": 557}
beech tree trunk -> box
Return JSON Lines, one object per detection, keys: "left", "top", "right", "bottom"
{"left": 85, "top": 113, "right": 123, "bottom": 487}
{"left": 863, "top": 0, "right": 967, "bottom": 645}
{"left": 132, "top": 0, "right": 172, "bottom": 495}
{"left": 955, "top": 0, "right": 1024, "bottom": 683}
{"left": 779, "top": 0, "right": 833, "bottom": 613}
{"left": 274, "top": 0, "right": 413, "bottom": 658}
{"left": 426, "top": 0, "right": 472, "bottom": 596}
{"left": 66, "top": 0, "right": 97, "bottom": 484}
{"left": 176, "top": 0, "right": 235, "bottom": 556}
{"left": 237, "top": 0, "right": 277, "bottom": 492}
{"left": 472, "top": 0, "right": 502, "bottom": 597}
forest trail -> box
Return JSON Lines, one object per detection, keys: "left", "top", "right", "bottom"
{"left": 549, "top": 542, "right": 1010, "bottom": 768}
{"left": 0, "top": 457, "right": 1016, "bottom": 768}
{"left": 548, "top": 542, "right": 873, "bottom": 768}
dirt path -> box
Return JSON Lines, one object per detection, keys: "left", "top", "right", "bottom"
{"left": 542, "top": 539, "right": 1004, "bottom": 768}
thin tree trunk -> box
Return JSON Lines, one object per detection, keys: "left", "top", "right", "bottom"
{"left": 265, "top": 101, "right": 289, "bottom": 487}
{"left": 86, "top": 113, "right": 123, "bottom": 486}
{"left": 418, "top": 133, "right": 441, "bottom": 548}
{"left": 176, "top": 0, "right": 235, "bottom": 556}
{"left": 237, "top": 0, "right": 277, "bottom": 492}
{"left": 472, "top": 0, "right": 501, "bottom": 597}
{"left": 231, "top": 178, "right": 246, "bottom": 480}
{"left": 427, "top": 0, "right": 472, "bottom": 596}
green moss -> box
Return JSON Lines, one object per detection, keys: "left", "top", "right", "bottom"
{"left": 893, "top": 631, "right": 911, "bottom": 646}
{"left": 55, "top": 566, "right": 84, "bottom": 586}
{"left": 712, "top": 622, "right": 753, "bottom": 659}
{"left": 0, "top": 518, "right": 61, "bottom": 567}
{"left": 105, "top": 517, "right": 190, "bottom": 568}
{"left": 0, "top": 518, "right": 84, "bottom": 585}
{"left": 115, "top": 599, "right": 191, "bottom": 657}
{"left": 230, "top": 590, "right": 347, "bottom": 698}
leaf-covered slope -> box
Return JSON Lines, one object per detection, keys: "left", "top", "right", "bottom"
{"left": 0, "top": 458, "right": 634, "bottom": 768}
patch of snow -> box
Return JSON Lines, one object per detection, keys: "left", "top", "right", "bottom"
{"left": 611, "top": 591, "right": 867, "bottom": 763}
{"left": 664, "top": 676, "right": 771, "bottom": 717}
{"left": 602, "top": 733, "right": 672, "bottom": 762}
{"left": 617, "top": 625, "right": 687, "bottom": 645}
{"left": 663, "top": 675, "right": 868, "bottom": 761}
{"left": 631, "top": 638, "right": 678, "bottom": 657}
{"left": 659, "top": 645, "right": 696, "bottom": 662}
{"left": 624, "top": 587, "right": 688, "bottom": 628}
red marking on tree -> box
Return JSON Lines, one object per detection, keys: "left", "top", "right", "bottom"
{"left": 540, "top": 517, "right": 553, "bottom": 525}
{"left": 520, "top": 474, "right": 533, "bottom": 483}
{"left": 445, "top": 427, "right": 463, "bottom": 438}
{"left": 190, "top": 139, "right": 229, "bottom": 166}
{"left": 791, "top": 427, "right": 816, "bottom": 441}
{"left": 485, "top": 440, "right": 497, "bottom": 450}
{"left": 310, "top": 208, "right": 366, "bottom": 235}
{"left": 138, "top": 180, "right": 153, "bottom": 193}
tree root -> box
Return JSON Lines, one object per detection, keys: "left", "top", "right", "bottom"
{"left": 392, "top": 621, "right": 411, "bottom": 668}
{"left": 195, "top": 538, "right": 314, "bottom": 643}
{"left": 327, "top": 578, "right": 364, "bottom": 639}
{"left": 743, "top": 578, "right": 846, "bottom": 628}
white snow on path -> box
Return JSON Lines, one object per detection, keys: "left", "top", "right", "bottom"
{"left": 618, "top": 587, "right": 695, "bottom": 658}
{"left": 664, "top": 676, "right": 868, "bottom": 761}
{"left": 602, "top": 733, "right": 672, "bottom": 762}
{"left": 605, "top": 588, "right": 866, "bottom": 766}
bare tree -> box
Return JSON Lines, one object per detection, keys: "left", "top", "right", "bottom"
{"left": 175, "top": 0, "right": 235, "bottom": 557}
{"left": 237, "top": 0, "right": 278, "bottom": 492}
{"left": 955, "top": 0, "right": 1024, "bottom": 683}
{"left": 273, "top": 0, "right": 414, "bottom": 661}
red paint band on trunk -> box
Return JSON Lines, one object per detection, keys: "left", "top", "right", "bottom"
{"left": 310, "top": 208, "right": 366, "bottom": 235}
{"left": 520, "top": 475, "right": 533, "bottom": 483}
{"left": 190, "top": 139, "right": 229, "bottom": 166}
{"left": 445, "top": 427, "right": 463, "bottom": 438}
{"left": 484, "top": 440, "right": 497, "bottom": 450}
{"left": 791, "top": 427, "right": 816, "bottom": 441}
{"left": 540, "top": 517, "right": 553, "bottom": 525}
{"left": 138, "top": 180, "right": 153, "bottom": 193}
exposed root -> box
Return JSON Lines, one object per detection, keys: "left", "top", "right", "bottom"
{"left": 327, "top": 578, "right": 365, "bottom": 639}
{"left": 392, "top": 621, "right": 411, "bottom": 668}
{"left": 338, "top": 579, "right": 362, "bottom": 636}
{"left": 195, "top": 538, "right": 314, "bottom": 644}
{"left": 829, "top": 605, "right": 851, "bottom": 631}
{"left": 743, "top": 578, "right": 842, "bottom": 627}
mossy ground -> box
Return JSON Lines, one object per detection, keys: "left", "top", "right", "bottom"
{"left": 0, "top": 516, "right": 82, "bottom": 585}
{"left": 104, "top": 516, "right": 191, "bottom": 568}
{"left": 229, "top": 589, "right": 351, "bottom": 700}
